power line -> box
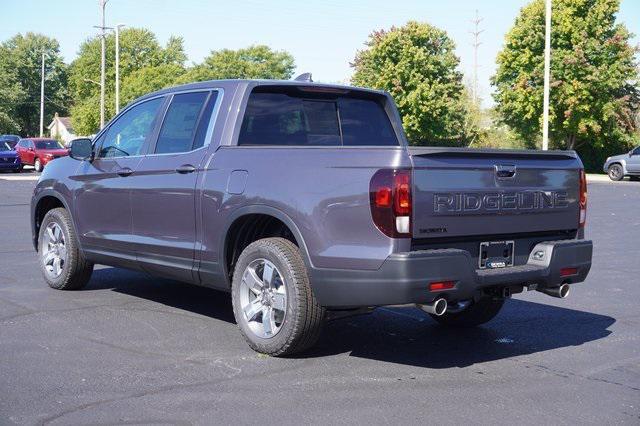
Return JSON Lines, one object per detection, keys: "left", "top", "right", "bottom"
{"left": 470, "top": 9, "right": 484, "bottom": 105}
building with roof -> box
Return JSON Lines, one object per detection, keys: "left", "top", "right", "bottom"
{"left": 48, "top": 113, "right": 77, "bottom": 143}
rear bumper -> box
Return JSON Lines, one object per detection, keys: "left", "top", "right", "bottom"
{"left": 310, "top": 239, "right": 592, "bottom": 308}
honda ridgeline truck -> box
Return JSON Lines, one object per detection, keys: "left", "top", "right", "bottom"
{"left": 31, "top": 79, "right": 592, "bottom": 356}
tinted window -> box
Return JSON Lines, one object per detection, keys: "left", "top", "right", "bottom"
{"left": 98, "top": 98, "right": 163, "bottom": 158}
{"left": 35, "top": 140, "right": 60, "bottom": 149}
{"left": 238, "top": 90, "right": 398, "bottom": 147}
{"left": 155, "top": 92, "right": 210, "bottom": 154}
{"left": 339, "top": 98, "right": 398, "bottom": 146}
{"left": 192, "top": 92, "right": 219, "bottom": 150}
{"left": 633, "top": 147, "right": 640, "bottom": 155}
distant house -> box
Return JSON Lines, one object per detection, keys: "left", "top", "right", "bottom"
{"left": 48, "top": 113, "right": 77, "bottom": 143}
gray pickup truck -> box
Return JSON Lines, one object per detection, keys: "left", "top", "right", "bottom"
{"left": 31, "top": 80, "right": 592, "bottom": 355}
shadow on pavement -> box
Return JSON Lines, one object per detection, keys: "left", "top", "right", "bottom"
{"left": 88, "top": 267, "right": 615, "bottom": 368}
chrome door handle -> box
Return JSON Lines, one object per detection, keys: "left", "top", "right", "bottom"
{"left": 176, "top": 164, "right": 196, "bottom": 174}
{"left": 116, "top": 167, "right": 133, "bottom": 177}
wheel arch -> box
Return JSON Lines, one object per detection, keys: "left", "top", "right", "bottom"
{"left": 221, "top": 205, "right": 312, "bottom": 285}
{"left": 32, "top": 190, "right": 75, "bottom": 251}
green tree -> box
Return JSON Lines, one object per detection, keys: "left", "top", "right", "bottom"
{"left": 121, "top": 64, "right": 185, "bottom": 105}
{"left": 179, "top": 45, "right": 295, "bottom": 83}
{"left": 351, "top": 21, "right": 468, "bottom": 145}
{"left": 0, "top": 33, "right": 68, "bottom": 136}
{"left": 492, "top": 0, "right": 639, "bottom": 156}
{"left": 69, "top": 28, "right": 187, "bottom": 135}
{"left": 0, "top": 46, "right": 24, "bottom": 133}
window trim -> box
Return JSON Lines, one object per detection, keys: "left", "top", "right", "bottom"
{"left": 93, "top": 88, "right": 225, "bottom": 159}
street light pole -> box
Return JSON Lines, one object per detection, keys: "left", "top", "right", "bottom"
{"left": 98, "top": 0, "right": 109, "bottom": 129}
{"left": 542, "top": 0, "right": 552, "bottom": 150}
{"left": 115, "top": 23, "right": 126, "bottom": 114}
{"left": 39, "top": 52, "right": 45, "bottom": 137}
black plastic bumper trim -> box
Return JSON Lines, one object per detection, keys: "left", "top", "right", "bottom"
{"left": 310, "top": 239, "right": 593, "bottom": 308}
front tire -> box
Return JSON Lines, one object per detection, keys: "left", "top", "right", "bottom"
{"left": 38, "top": 207, "right": 93, "bottom": 290}
{"left": 430, "top": 297, "right": 505, "bottom": 327}
{"left": 34, "top": 158, "right": 42, "bottom": 172}
{"left": 231, "top": 238, "right": 325, "bottom": 356}
{"left": 608, "top": 164, "right": 624, "bottom": 181}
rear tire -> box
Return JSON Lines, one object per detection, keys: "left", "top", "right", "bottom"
{"left": 608, "top": 164, "right": 624, "bottom": 181}
{"left": 231, "top": 237, "right": 325, "bottom": 356}
{"left": 38, "top": 207, "right": 93, "bottom": 290}
{"left": 430, "top": 297, "right": 504, "bottom": 327}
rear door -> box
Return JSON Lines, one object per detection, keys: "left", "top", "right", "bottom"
{"left": 410, "top": 148, "right": 582, "bottom": 240}
{"left": 130, "top": 90, "right": 220, "bottom": 282}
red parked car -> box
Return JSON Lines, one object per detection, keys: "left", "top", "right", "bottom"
{"left": 15, "top": 138, "right": 69, "bottom": 172}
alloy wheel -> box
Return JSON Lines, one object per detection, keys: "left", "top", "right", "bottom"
{"left": 41, "top": 222, "right": 66, "bottom": 278}
{"left": 239, "top": 258, "right": 287, "bottom": 339}
{"left": 609, "top": 165, "right": 623, "bottom": 180}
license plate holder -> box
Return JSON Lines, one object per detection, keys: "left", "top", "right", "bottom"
{"left": 479, "top": 240, "right": 514, "bottom": 269}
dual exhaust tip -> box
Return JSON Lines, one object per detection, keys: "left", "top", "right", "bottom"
{"left": 537, "top": 283, "right": 571, "bottom": 298}
{"left": 418, "top": 298, "right": 448, "bottom": 316}
{"left": 418, "top": 283, "right": 570, "bottom": 316}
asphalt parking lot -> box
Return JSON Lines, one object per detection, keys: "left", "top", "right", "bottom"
{"left": 0, "top": 175, "right": 639, "bottom": 425}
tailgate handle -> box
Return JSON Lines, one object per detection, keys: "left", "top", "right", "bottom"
{"left": 495, "top": 164, "right": 517, "bottom": 179}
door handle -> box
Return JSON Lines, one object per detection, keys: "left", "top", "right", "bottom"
{"left": 116, "top": 167, "right": 133, "bottom": 177}
{"left": 176, "top": 164, "right": 196, "bottom": 174}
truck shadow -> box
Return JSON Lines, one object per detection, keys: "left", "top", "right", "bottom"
{"left": 88, "top": 267, "right": 614, "bottom": 368}
{"left": 308, "top": 302, "right": 615, "bottom": 368}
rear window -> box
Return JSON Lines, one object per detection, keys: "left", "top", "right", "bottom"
{"left": 238, "top": 89, "right": 398, "bottom": 147}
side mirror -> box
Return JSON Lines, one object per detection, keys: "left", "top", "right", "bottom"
{"left": 69, "top": 138, "right": 93, "bottom": 161}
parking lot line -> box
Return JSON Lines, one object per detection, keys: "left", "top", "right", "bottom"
{"left": 0, "top": 174, "right": 40, "bottom": 181}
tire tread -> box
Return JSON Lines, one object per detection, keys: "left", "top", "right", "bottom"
{"left": 231, "top": 237, "right": 324, "bottom": 356}
{"left": 39, "top": 207, "right": 93, "bottom": 290}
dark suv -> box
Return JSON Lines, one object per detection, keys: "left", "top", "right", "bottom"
{"left": 31, "top": 80, "right": 592, "bottom": 355}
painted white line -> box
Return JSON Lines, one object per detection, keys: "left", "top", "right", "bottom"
{"left": 586, "top": 174, "right": 611, "bottom": 183}
{"left": 0, "top": 175, "right": 40, "bottom": 181}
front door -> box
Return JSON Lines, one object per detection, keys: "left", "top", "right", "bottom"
{"left": 627, "top": 147, "right": 640, "bottom": 173}
{"left": 16, "top": 140, "right": 35, "bottom": 165}
{"left": 74, "top": 97, "right": 165, "bottom": 266}
{"left": 130, "top": 90, "right": 219, "bottom": 282}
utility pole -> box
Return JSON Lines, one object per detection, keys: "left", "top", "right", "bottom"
{"left": 542, "top": 0, "right": 552, "bottom": 150}
{"left": 470, "top": 10, "right": 484, "bottom": 105}
{"left": 39, "top": 52, "right": 45, "bottom": 137}
{"left": 95, "top": 0, "right": 110, "bottom": 129}
{"left": 115, "top": 23, "right": 126, "bottom": 114}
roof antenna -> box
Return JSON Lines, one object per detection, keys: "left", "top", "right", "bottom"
{"left": 294, "top": 72, "right": 313, "bottom": 82}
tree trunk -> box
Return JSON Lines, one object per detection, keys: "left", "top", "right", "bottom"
{"left": 566, "top": 134, "right": 576, "bottom": 150}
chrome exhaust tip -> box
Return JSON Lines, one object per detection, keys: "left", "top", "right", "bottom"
{"left": 538, "top": 283, "right": 571, "bottom": 298}
{"left": 419, "top": 298, "right": 448, "bottom": 316}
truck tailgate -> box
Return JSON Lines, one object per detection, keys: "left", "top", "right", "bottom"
{"left": 409, "top": 147, "right": 582, "bottom": 240}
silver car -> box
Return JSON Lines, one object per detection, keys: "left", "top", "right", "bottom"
{"left": 603, "top": 146, "right": 640, "bottom": 181}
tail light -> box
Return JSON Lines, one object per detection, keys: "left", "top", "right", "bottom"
{"left": 370, "top": 169, "right": 412, "bottom": 237}
{"left": 579, "top": 169, "right": 587, "bottom": 228}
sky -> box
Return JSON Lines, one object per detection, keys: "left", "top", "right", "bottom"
{"left": 2, "top": 0, "right": 639, "bottom": 107}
